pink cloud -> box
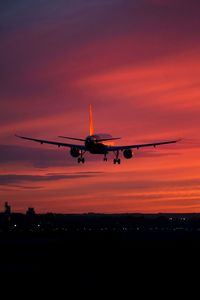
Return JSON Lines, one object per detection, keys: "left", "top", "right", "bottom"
{"left": 1, "top": 0, "right": 200, "bottom": 212}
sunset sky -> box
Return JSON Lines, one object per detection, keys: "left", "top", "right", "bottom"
{"left": 1, "top": 0, "right": 200, "bottom": 213}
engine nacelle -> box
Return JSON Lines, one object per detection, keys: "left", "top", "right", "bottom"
{"left": 70, "top": 147, "right": 81, "bottom": 158}
{"left": 123, "top": 149, "right": 133, "bottom": 159}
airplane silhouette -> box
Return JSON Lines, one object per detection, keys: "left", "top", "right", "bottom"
{"left": 16, "top": 105, "right": 179, "bottom": 164}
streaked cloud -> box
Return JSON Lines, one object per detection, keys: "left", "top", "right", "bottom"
{"left": 0, "top": 171, "right": 103, "bottom": 186}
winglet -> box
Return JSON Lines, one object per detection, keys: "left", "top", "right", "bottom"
{"left": 89, "top": 104, "right": 94, "bottom": 136}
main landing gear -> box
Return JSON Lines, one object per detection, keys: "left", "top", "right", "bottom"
{"left": 113, "top": 150, "right": 121, "bottom": 164}
{"left": 78, "top": 157, "right": 85, "bottom": 164}
{"left": 77, "top": 150, "right": 85, "bottom": 164}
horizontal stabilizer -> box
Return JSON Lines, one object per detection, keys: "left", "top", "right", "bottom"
{"left": 96, "top": 137, "right": 121, "bottom": 142}
{"left": 58, "top": 136, "right": 85, "bottom": 142}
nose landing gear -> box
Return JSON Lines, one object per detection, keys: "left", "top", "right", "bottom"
{"left": 103, "top": 154, "right": 108, "bottom": 161}
{"left": 113, "top": 158, "right": 121, "bottom": 164}
{"left": 113, "top": 150, "right": 121, "bottom": 164}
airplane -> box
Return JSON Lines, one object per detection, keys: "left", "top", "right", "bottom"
{"left": 15, "top": 105, "right": 180, "bottom": 164}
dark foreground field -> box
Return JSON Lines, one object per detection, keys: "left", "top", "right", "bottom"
{"left": 0, "top": 230, "right": 200, "bottom": 295}
{"left": 0, "top": 213, "right": 200, "bottom": 295}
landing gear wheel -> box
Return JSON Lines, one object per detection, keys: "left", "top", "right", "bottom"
{"left": 78, "top": 157, "right": 85, "bottom": 164}
{"left": 104, "top": 157, "right": 108, "bottom": 162}
{"left": 113, "top": 158, "right": 120, "bottom": 164}
{"left": 113, "top": 150, "right": 120, "bottom": 164}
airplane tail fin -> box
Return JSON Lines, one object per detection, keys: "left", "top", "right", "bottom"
{"left": 89, "top": 104, "right": 94, "bottom": 136}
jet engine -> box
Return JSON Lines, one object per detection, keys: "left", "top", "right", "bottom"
{"left": 70, "top": 147, "right": 80, "bottom": 157}
{"left": 123, "top": 149, "right": 133, "bottom": 159}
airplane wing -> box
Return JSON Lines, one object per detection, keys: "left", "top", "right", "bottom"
{"left": 15, "top": 134, "right": 86, "bottom": 150}
{"left": 106, "top": 139, "right": 180, "bottom": 151}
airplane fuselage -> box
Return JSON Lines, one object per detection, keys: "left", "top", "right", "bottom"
{"left": 85, "top": 135, "right": 110, "bottom": 154}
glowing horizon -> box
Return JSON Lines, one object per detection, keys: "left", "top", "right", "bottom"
{"left": 1, "top": 0, "right": 200, "bottom": 213}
